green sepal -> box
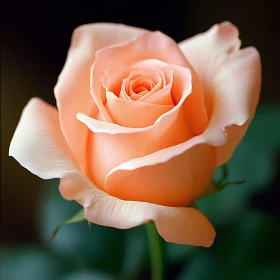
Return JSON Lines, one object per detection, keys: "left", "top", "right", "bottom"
{"left": 205, "top": 179, "right": 245, "bottom": 196}
{"left": 204, "top": 164, "right": 245, "bottom": 196}
{"left": 49, "top": 209, "right": 86, "bottom": 241}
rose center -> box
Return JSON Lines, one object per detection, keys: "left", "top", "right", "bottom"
{"left": 129, "top": 77, "right": 155, "bottom": 95}
{"left": 122, "top": 68, "right": 165, "bottom": 99}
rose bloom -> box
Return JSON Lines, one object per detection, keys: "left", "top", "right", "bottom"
{"left": 9, "top": 22, "right": 261, "bottom": 247}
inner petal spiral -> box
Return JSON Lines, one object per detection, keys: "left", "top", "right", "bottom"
{"left": 98, "top": 59, "right": 176, "bottom": 128}
{"left": 121, "top": 68, "right": 165, "bottom": 101}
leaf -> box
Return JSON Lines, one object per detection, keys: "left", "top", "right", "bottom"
{"left": 49, "top": 209, "right": 85, "bottom": 241}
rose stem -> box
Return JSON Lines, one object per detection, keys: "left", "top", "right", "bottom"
{"left": 145, "top": 222, "right": 165, "bottom": 280}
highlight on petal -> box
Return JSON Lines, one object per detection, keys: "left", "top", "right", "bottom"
{"left": 209, "top": 47, "right": 262, "bottom": 165}
{"left": 179, "top": 22, "right": 261, "bottom": 166}
{"left": 9, "top": 99, "right": 215, "bottom": 246}
{"left": 9, "top": 98, "right": 79, "bottom": 179}
{"left": 54, "top": 23, "right": 144, "bottom": 169}
{"left": 179, "top": 21, "right": 241, "bottom": 75}
{"left": 179, "top": 21, "right": 241, "bottom": 118}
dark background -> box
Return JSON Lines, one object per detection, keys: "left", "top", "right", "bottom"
{"left": 1, "top": 0, "right": 280, "bottom": 279}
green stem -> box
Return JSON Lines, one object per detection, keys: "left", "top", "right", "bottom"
{"left": 145, "top": 222, "right": 165, "bottom": 280}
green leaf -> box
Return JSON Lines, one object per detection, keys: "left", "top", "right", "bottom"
{"left": 49, "top": 209, "right": 85, "bottom": 241}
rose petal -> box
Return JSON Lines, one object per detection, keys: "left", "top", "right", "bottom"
{"left": 9, "top": 98, "right": 79, "bottom": 179}
{"left": 101, "top": 65, "right": 210, "bottom": 206}
{"left": 105, "top": 91, "right": 174, "bottom": 128}
{"left": 105, "top": 135, "right": 215, "bottom": 206}
{"left": 179, "top": 21, "right": 241, "bottom": 75}
{"left": 85, "top": 105, "right": 193, "bottom": 191}
{"left": 101, "top": 60, "right": 175, "bottom": 128}
{"left": 102, "top": 66, "right": 131, "bottom": 98}
{"left": 179, "top": 22, "right": 261, "bottom": 165}
{"left": 170, "top": 64, "right": 208, "bottom": 136}
{"left": 131, "top": 60, "right": 174, "bottom": 105}
{"left": 54, "top": 23, "right": 144, "bottom": 169}
{"left": 90, "top": 31, "right": 192, "bottom": 120}
{"left": 207, "top": 47, "right": 261, "bottom": 165}
{"left": 179, "top": 21, "right": 241, "bottom": 118}
{"left": 78, "top": 66, "right": 194, "bottom": 135}
{"left": 102, "top": 60, "right": 175, "bottom": 106}
{"left": 80, "top": 186, "right": 216, "bottom": 246}
{"left": 62, "top": 174, "right": 216, "bottom": 246}
{"left": 79, "top": 68, "right": 194, "bottom": 189}
{"left": 9, "top": 98, "right": 215, "bottom": 246}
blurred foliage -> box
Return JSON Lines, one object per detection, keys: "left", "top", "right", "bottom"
{"left": 177, "top": 211, "right": 280, "bottom": 280}
{"left": 1, "top": 104, "right": 280, "bottom": 280}
{"left": 0, "top": 245, "right": 71, "bottom": 280}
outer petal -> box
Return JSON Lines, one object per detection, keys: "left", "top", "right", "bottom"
{"left": 9, "top": 98, "right": 215, "bottom": 246}
{"left": 105, "top": 137, "right": 215, "bottom": 207}
{"left": 79, "top": 187, "right": 216, "bottom": 247}
{"left": 54, "top": 23, "right": 144, "bottom": 169}
{"left": 9, "top": 98, "right": 79, "bottom": 178}
{"left": 209, "top": 47, "right": 261, "bottom": 165}
{"left": 179, "top": 22, "right": 261, "bottom": 165}
{"left": 179, "top": 21, "right": 241, "bottom": 118}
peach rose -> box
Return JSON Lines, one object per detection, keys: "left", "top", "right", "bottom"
{"left": 9, "top": 22, "right": 261, "bottom": 247}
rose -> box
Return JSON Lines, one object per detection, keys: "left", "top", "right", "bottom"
{"left": 9, "top": 22, "right": 261, "bottom": 247}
